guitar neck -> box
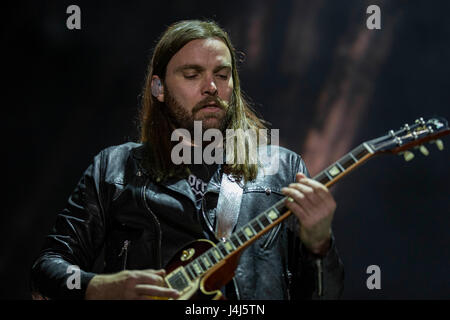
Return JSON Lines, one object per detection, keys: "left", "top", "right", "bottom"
{"left": 180, "top": 143, "right": 376, "bottom": 281}
{"left": 313, "top": 142, "right": 375, "bottom": 187}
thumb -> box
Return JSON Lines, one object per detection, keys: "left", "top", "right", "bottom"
{"left": 296, "top": 172, "right": 307, "bottom": 181}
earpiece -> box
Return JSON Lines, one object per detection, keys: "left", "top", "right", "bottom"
{"left": 151, "top": 78, "right": 162, "bottom": 97}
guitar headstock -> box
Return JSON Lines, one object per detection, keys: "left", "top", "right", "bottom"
{"left": 367, "top": 117, "right": 449, "bottom": 161}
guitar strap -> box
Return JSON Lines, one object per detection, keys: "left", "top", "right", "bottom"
{"left": 215, "top": 173, "right": 243, "bottom": 240}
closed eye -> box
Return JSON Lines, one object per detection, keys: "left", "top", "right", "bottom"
{"left": 216, "top": 74, "right": 229, "bottom": 80}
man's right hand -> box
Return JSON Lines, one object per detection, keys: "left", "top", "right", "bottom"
{"left": 85, "top": 269, "right": 180, "bottom": 300}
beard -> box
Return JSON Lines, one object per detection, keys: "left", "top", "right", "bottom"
{"left": 163, "top": 86, "right": 232, "bottom": 135}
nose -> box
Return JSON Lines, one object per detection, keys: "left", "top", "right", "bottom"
{"left": 202, "top": 74, "right": 218, "bottom": 96}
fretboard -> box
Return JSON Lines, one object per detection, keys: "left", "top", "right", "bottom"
{"left": 313, "top": 142, "right": 375, "bottom": 187}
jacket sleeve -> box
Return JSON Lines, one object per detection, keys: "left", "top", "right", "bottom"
{"left": 288, "top": 155, "right": 345, "bottom": 300}
{"left": 30, "top": 150, "right": 107, "bottom": 299}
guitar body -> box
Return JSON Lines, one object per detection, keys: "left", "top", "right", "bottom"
{"left": 164, "top": 239, "right": 241, "bottom": 300}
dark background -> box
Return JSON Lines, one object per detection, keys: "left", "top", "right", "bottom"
{"left": 2, "top": 0, "right": 449, "bottom": 299}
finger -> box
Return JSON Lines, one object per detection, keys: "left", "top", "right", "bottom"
{"left": 142, "top": 268, "right": 166, "bottom": 276}
{"left": 282, "top": 186, "right": 304, "bottom": 202}
{"left": 135, "top": 284, "right": 180, "bottom": 299}
{"left": 296, "top": 172, "right": 307, "bottom": 181}
{"left": 284, "top": 197, "right": 308, "bottom": 222}
{"left": 289, "top": 183, "right": 329, "bottom": 214}
{"left": 153, "top": 269, "right": 167, "bottom": 275}
{"left": 282, "top": 186, "right": 315, "bottom": 213}
{"left": 133, "top": 270, "right": 166, "bottom": 287}
{"left": 295, "top": 177, "right": 335, "bottom": 210}
{"left": 288, "top": 183, "right": 320, "bottom": 202}
{"left": 283, "top": 185, "right": 334, "bottom": 224}
{"left": 305, "top": 179, "right": 336, "bottom": 208}
{"left": 282, "top": 187, "right": 312, "bottom": 217}
{"left": 296, "top": 177, "right": 330, "bottom": 198}
{"left": 289, "top": 182, "right": 314, "bottom": 194}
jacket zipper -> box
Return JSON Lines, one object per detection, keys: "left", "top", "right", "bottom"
{"left": 316, "top": 259, "right": 323, "bottom": 297}
{"left": 142, "top": 178, "right": 163, "bottom": 269}
{"left": 118, "top": 240, "right": 130, "bottom": 270}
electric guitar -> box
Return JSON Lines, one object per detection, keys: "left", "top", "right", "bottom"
{"left": 163, "top": 116, "right": 449, "bottom": 300}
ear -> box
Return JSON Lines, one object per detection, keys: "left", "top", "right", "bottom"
{"left": 151, "top": 75, "right": 164, "bottom": 102}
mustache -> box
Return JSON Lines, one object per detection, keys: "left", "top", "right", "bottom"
{"left": 192, "top": 96, "right": 228, "bottom": 113}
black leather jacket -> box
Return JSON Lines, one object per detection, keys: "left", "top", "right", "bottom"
{"left": 31, "top": 142, "right": 344, "bottom": 300}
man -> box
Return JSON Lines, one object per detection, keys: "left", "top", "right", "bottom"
{"left": 31, "top": 20, "right": 344, "bottom": 300}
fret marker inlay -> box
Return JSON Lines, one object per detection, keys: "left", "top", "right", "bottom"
{"left": 328, "top": 166, "right": 341, "bottom": 176}
{"left": 267, "top": 209, "right": 278, "bottom": 220}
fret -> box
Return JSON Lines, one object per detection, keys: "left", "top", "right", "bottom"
{"left": 266, "top": 208, "right": 279, "bottom": 222}
{"left": 363, "top": 142, "right": 374, "bottom": 154}
{"left": 211, "top": 247, "right": 223, "bottom": 260}
{"left": 326, "top": 164, "right": 342, "bottom": 177}
{"left": 244, "top": 225, "right": 256, "bottom": 238}
{"left": 192, "top": 260, "right": 203, "bottom": 275}
{"left": 187, "top": 264, "right": 197, "bottom": 278}
{"left": 258, "top": 214, "right": 270, "bottom": 227}
{"left": 241, "top": 227, "right": 251, "bottom": 239}
{"left": 317, "top": 172, "right": 331, "bottom": 185}
{"left": 196, "top": 260, "right": 205, "bottom": 274}
{"left": 335, "top": 161, "right": 345, "bottom": 172}
{"left": 217, "top": 243, "right": 228, "bottom": 257}
{"left": 223, "top": 240, "right": 235, "bottom": 253}
{"left": 354, "top": 144, "right": 370, "bottom": 160}
{"left": 234, "top": 232, "right": 245, "bottom": 246}
{"left": 185, "top": 265, "right": 196, "bottom": 280}
{"left": 251, "top": 219, "right": 263, "bottom": 233}
{"left": 197, "top": 257, "right": 207, "bottom": 270}
{"left": 230, "top": 234, "right": 241, "bottom": 248}
{"left": 206, "top": 253, "right": 215, "bottom": 266}
{"left": 263, "top": 213, "right": 272, "bottom": 224}
{"left": 274, "top": 199, "right": 288, "bottom": 213}
{"left": 237, "top": 229, "right": 248, "bottom": 243}
{"left": 340, "top": 154, "right": 357, "bottom": 169}
{"left": 324, "top": 169, "right": 333, "bottom": 181}
{"left": 207, "top": 250, "right": 218, "bottom": 264}
{"left": 348, "top": 151, "right": 358, "bottom": 162}
{"left": 201, "top": 255, "right": 212, "bottom": 268}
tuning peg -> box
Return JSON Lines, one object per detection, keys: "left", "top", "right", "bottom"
{"left": 430, "top": 139, "right": 444, "bottom": 151}
{"left": 436, "top": 139, "right": 444, "bottom": 151}
{"left": 415, "top": 117, "right": 425, "bottom": 125}
{"left": 419, "top": 145, "right": 429, "bottom": 156}
{"left": 401, "top": 151, "right": 415, "bottom": 161}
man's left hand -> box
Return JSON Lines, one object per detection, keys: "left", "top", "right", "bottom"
{"left": 281, "top": 173, "right": 336, "bottom": 256}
